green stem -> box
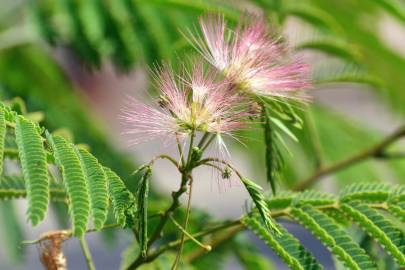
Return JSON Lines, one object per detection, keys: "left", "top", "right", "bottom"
{"left": 197, "top": 132, "right": 210, "bottom": 148}
{"left": 171, "top": 177, "right": 194, "bottom": 269}
{"left": 169, "top": 215, "right": 211, "bottom": 250}
{"left": 261, "top": 105, "right": 277, "bottom": 194}
{"left": 149, "top": 154, "right": 180, "bottom": 168}
{"left": 126, "top": 220, "right": 242, "bottom": 269}
{"left": 147, "top": 172, "right": 189, "bottom": 246}
{"left": 186, "top": 225, "right": 244, "bottom": 263}
{"left": 176, "top": 134, "right": 185, "bottom": 166}
{"left": 186, "top": 131, "right": 195, "bottom": 167}
{"left": 79, "top": 237, "right": 96, "bottom": 270}
{"left": 200, "top": 134, "right": 216, "bottom": 153}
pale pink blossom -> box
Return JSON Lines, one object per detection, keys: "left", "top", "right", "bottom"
{"left": 190, "top": 15, "right": 311, "bottom": 101}
{"left": 120, "top": 65, "right": 251, "bottom": 147}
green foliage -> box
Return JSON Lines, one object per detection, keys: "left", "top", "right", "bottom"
{"left": 243, "top": 216, "right": 322, "bottom": 270}
{"left": 2, "top": 0, "right": 405, "bottom": 268}
{"left": 15, "top": 115, "right": 49, "bottom": 226}
{"left": 29, "top": 0, "right": 220, "bottom": 68}
{"left": 47, "top": 133, "right": 91, "bottom": 238}
{"left": 0, "top": 105, "right": 6, "bottom": 177}
{"left": 0, "top": 175, "right": 26, "bottom": 200}
{"left": 136, "top": 166, "right": 151, "bottom": 256}
{"left": 76, "top": 148, "right": 109, "bottom": 231}
{"left": 0, "top": 103, "right": 136, "bottom": 239}
{"left": 262, "top": 107, "right": 283, "bottom": 195}
{"left": 0, "top": 175, "right": 66, "bottom": 202}
{"left": 242, "top": 184, "right": 405, "bottom": 270}
{"left": 340, "top": 201, "right": 405, "bottom": 265}
{"left": 339, "top": 183, "right": 392, "bottom": 203}
{"left": 388, "top": 186, "right": 405, "bottom": 222}
{"left": 241, "top": 177, "right": 280, "bottom": 234}
{"left": 290, "top": 206, "right": 377, "bottom": 270}
{"left": 104, "top": 167, "right": 136, "bottom": 229}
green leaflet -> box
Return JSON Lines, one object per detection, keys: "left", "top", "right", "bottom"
{"left": 290, "top": 205, "right": 377, "bottom": 270}
{"left": 387, "top": 203, "right": 405, "bottom": 223}
{"left": 388, "top": 187, "right": 405, "bottom": 222}
{"left": 262, "top": 108, "right": 283, "bottom": 195}
{"left": 243, "top": 216, "right": 322, "bottom": 270}
{"left": 340, "top": 201, "right": 405, "bottom": 266}
{"left": 292, "top": 189, "right": 336, "bottom": 206}
{"left": 0, "top": 106, "right": 6, "bottom": 177}
{"left": 104, "top": 166, "right": 136, "bottom": 228}
{"left": 47, "top": 133, "right": 90, "bottom": 238}
{"left": 76, "top": 148, "right": 109, "bottom": 231}
{"left": 0, "top": 175, "right": 66, "bottom": 202}
{"left": 136, "top": 167, "right": 151, "bottom": 257}
{"left": 0, "top": 175, "right": 26, "bottom": 200}
{"left": 339, "top": 183, "right": 392, "bottom": 203}
{"left": 241, "top": 177, "right": 280, "bottom": 234}
{"left": 15, "top": 116, "right": 49, "bottom": 226}
{"left": 266, "top": 191, "right": 295, "bottom": 209}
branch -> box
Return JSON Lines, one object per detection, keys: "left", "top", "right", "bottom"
{"left": 183, "top": 209, "right": 288, "bottom": 263}
{"left": 293, "top": 125, "right": 405, "bottom": 191}
{"left": 125, "top": 220, "right": 243, "bottom": 269}
{"left": 168, "top": 215, "right": 211, "bottom": 251}
{"left": 172, "top": 175, "right": 194, "bottom": 270}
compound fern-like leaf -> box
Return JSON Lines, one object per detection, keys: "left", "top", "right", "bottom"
{"left": 104, "top": 167, "right": 136, "bottom": 228}
{"left": 0, "top": 106, "right": 6, "bottom": 177}
{"left": 387, "top": 186, "right": 405, "bottom": 222}
{"left": 293, "top": 189, "right": 336, "bottom": 206}
{"left": 290, "top": 205, "right": 377, "bottom": 270}
{"left": 339, "top": 183, "right": 392, "bottom": 203}
{"left": 77, "top": 148, "right": 109, "bottom": 230}
{"left": 136, "top": 166, "right": 151, "bottom": 256}
{"left": 0, "top": 175, "right": 27, "bottom": 200}
{"left": 47, "top": 133, "right": 90, "bottom": 237}
{"left": 243, "top": 215, "right": 322, "bottom": 270}
{"left": 262, "top": 107, "right": 282, "bottom": 195}
{"left": 341, "top": 201, "right": 405, "bottom": 266}
{"left": 241, "top": 177, "right": 280, "bottom": 234}
{"left": 15, "top": 116, "right": 49, "bottom": 226}
{"left": 0, "top": 175, "right": 66, "bottom": 202}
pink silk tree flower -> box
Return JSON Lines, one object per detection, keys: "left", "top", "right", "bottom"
{"left": 190, "top": 15, "right": 311, "bottom": 101}
{"left": 120, "top": 65, "right": 251, "bottom": 148}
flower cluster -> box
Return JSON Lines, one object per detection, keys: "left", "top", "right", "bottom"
{"left": 193, "top": 16, "right": 311, "bottom": 100}
{"left": 121, "top": 15, "right": 310, "bottom": 156}
{"left": 121, "top": 65, "right": 248, "bottom": 146}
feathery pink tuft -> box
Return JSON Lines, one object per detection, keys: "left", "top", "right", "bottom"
{"left": 194, "top": 15, "right": 311, "bottom": 101}
{"left": 120, "top": 65, "right": 252, "bottom": 147}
